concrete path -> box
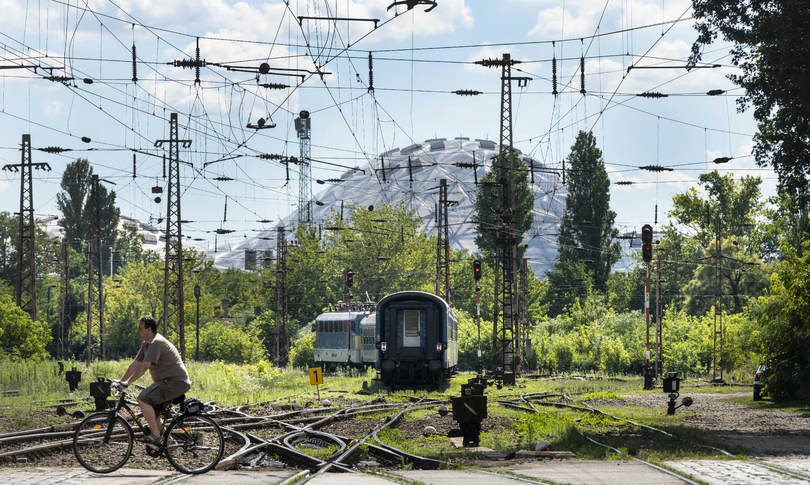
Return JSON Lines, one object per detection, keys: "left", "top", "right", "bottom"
{"left": 665, "top": 459, "right": 810, "bottom": 485}
{"left": 2, "top": 459, "right": 809, "bottom": 485}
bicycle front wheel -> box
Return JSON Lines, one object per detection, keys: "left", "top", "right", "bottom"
{"left": 164, "top": 415, "right": 224, "bottom": 474}
{"left": 73, "top": 412, "right": 133, "bottom": 473}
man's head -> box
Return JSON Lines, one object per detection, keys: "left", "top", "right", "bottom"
{"left": 137, "top": 316, "right": 158, "bottom": 342}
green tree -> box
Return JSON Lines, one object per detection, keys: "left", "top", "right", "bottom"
{"left": 473, "top": 151, "right": 534, "bottom": 262}
{"left": 55, "top": 159, "right": 120, "bottom": 274}
{"left": 669, "top": 171, "right": 764, "bottom": 252}
{"left": 114, "top": 223, "right": 158, "bottom": 269}
{"left": 759, "top": 190, "right": 810, "bottom": 258}
{"left": 56, "top": 159, "right": 92, "bottom": 243}
{"left": 0, "top": 294, "right": 51, "bottom": 360}
{"left": 544, "top": 131, "right": 620, "bottom": 316}
{"left": 690, "top": 0, "right": 810, "bottom": 211}
{"left": 752, "top": 240, "right": 810, "bottom": 402}
{"left": 682, "top": 238, "right": 773, "bottom": 315}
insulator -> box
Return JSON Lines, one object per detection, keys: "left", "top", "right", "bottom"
{"left": 44, "top": 76, "right": 74, "bottom": 83}
{"left": 163, "top": 154, "right": 166, "bottom": 178}
{"left": 639, "top": 91, "right": 668, "bottom": 98}
{"left": 132, "top": 44, "right": 138, "bottom": 83}
{"left": 639, "top": 165, "right": 674, "bottom": 172}
{"left": 452, "top": 89, "right": 482, "bottom": 96}
{"left": 260, "top": 83, "right": 288, "bottom": 89}
{"left": 712, "top": 157, "right": 731, "bottom": 164}
{"left": 37, "top": 146, "right": 71, "bottom": 153}
{"left": 552, "top": 51, "right": 558, "bottom": 95}
{"left": 132, "top": 153, "right": 136, "bottom": 179}
{"left": 580, "top": 55, "right": 585, "bottom": 94}
{"left": 258, "top": 153, "right": 284, "bottom": 160}
{"left": 368, "top": 52, "right": 374, "bottom": 93}
{"left": 195, "top": 38, "right": 201, "bottom": 85}
{"left": 706, "top": 89, "right": 725, "bottom": 96}
{"left": 454, "top": 162, "right": 475, "bottom": 168}
{"left": 614, "top": 180, "right": 633, "bottom": 185}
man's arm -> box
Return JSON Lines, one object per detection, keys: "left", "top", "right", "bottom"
{"left": 120, "top": 359, "right": 141, "bottom": 383}
{"left": 121, "top": 360, "right": 151, "bottom": 386}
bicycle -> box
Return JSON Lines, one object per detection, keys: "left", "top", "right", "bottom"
{"left": 72, "top": 380, "right": 224, "bottom": 474}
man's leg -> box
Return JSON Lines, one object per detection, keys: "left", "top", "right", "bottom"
{"left": 137, "top": 398, "right": 161, "bottom": 437}
{"left": 137, "top": 381, "right": 166, "bottom": 438}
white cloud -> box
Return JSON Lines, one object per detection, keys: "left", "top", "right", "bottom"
{"left": 43, "top": 100, "right": 64, "bottom": 116}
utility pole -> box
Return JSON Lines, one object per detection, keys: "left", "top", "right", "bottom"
{"left": 642, "top": 224, "right": 653, "bottom": 390}
{"left": 476, "top": 53, "right": 526, "bottom": 376}
{"left": 155, "top": 113, "right": 191, "bottom": 359}
{"left": 194, "top": 284, "right": 201, "bottom": 361}
{"left": 58, "top": 239, "right": 71, "bottom": 361}
{"left": 295, "top": 111, "right": 312, "bottom": 225}
{"left": 656, "top": 252, "right": 663, "bottom": 377}
{"left": 712, "top": 217, "right": 724, "bottom": 384}
{"left": 519, "top": 257, "right": 529, "bottom": 371}
{"left": 2, "top": 134, "right": 50, "bottom": 321}
{"left": 86, "top": 175, "right": 105, "bottom": 364}
{"left": 275, "top": 226, "right": 288, "bottom": 365}
{"left": 435, "top": 179, "right": 454, "bottom": 303}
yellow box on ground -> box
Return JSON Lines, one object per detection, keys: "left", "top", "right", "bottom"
{"left": 309, "top": 367, "right": 323, "bottom": 385}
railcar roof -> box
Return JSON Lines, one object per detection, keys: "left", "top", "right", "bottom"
{"left": 315, "top": 311, "right": 371, "bottom": 321}
{"left": 376, "top": 291, "right": 452, "bottom": 310}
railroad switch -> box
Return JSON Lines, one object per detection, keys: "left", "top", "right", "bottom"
{"left": 451, "top": 382, "right": 487, "bottom": 447}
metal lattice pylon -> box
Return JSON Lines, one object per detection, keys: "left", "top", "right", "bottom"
{"left": 156, "top": 113, "right": 191, "bottom": 359}
{"left": 58, "top": 239, "right": 71, "bottom": 360}
{"left": 519, "top": 257, "right": 529, "bottom": 370}
{"left": 295, "top": 112, "right": 312, "bottom": 225}
{"left": 275, "top": 226, "right": 289, "bottom": 365}
{"left": 16, "top": 134, "right": 37, "bottom": 321}
{"left": 492, "top": 53, "right": 519, "bottom": 374}
{"left": 86, "top": 175, "right": 105, "bottom": 364}
{"left": 436, "top": 179, "right": 452, "bottom": 304}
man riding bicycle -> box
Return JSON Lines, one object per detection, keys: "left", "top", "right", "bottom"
{"left": 116, "top": 316, "right": 191, "bottom": 447}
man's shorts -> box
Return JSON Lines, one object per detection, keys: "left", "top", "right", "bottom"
{"left": 138, "top": 379, "right": 192, "bottom": 409}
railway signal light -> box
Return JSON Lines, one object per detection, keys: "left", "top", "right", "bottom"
{"left": 345, "top": 269, "right": 354, "bottom": 288}
{"left": 473, "top": 260, "right": 482, "bottom": 281}
{"left": 641, "top": 224, "right": 653, "bottom": 263}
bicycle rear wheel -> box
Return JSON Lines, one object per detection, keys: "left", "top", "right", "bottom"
{"left": 164, "top": 414, "right": 224, "bottom": 474}
{"left": 73, "top": 412, "right": 133, "bottom": 473}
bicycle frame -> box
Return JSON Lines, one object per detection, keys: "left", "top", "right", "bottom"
{"left": 105, "top": 387, "right": 172, "bottom": 444}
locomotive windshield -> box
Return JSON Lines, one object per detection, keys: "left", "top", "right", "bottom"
{"left": 316, "top": 316, "right": 351, "bottom": 349}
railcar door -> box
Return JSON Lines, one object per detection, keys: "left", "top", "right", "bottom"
{"left": 402, "top": 309, "right": 421, "bottom": 347}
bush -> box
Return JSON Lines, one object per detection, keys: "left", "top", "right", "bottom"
{"left": 198, "top": 321, "right": 266, "bottom": 364}
{"left": 289, "top": 330, "right": 315, "bottom": 369}
{"left": 599, "top": 337, "right": 630, "bottom": 376}
{"left": 0, "top": 294, "right": 51, "bottom": 360}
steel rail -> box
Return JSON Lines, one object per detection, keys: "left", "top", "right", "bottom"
{"left": 513, "top": 395, "right": 701, "bottom": 485}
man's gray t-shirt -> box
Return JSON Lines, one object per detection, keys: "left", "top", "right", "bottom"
{"left": 135, "top": 333, "right": 189, "bottom": 382}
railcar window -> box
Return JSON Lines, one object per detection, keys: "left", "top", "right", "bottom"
{"left": 404, "top": 310, "right": 419, "bottom": 337}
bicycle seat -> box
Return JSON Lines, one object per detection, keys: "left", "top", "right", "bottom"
{"left": 172, "top": 394, "right": 186, "bottom": 405}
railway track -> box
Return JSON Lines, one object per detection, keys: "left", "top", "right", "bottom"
{"left": 0, "top": 383, "right": 445, "bottom": 477}
{"left": 5, "top": 378, "right": 803, "bottom": 485}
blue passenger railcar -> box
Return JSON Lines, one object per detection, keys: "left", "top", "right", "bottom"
{"left": 375, "top": 291, "right": 458, "bottom": 388}
{"left": 313, "top": 304, "right": 373, "bottom": 371}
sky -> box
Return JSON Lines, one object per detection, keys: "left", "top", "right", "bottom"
{"left": 0, "top": 0, "right": 771, "bottom": 252}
